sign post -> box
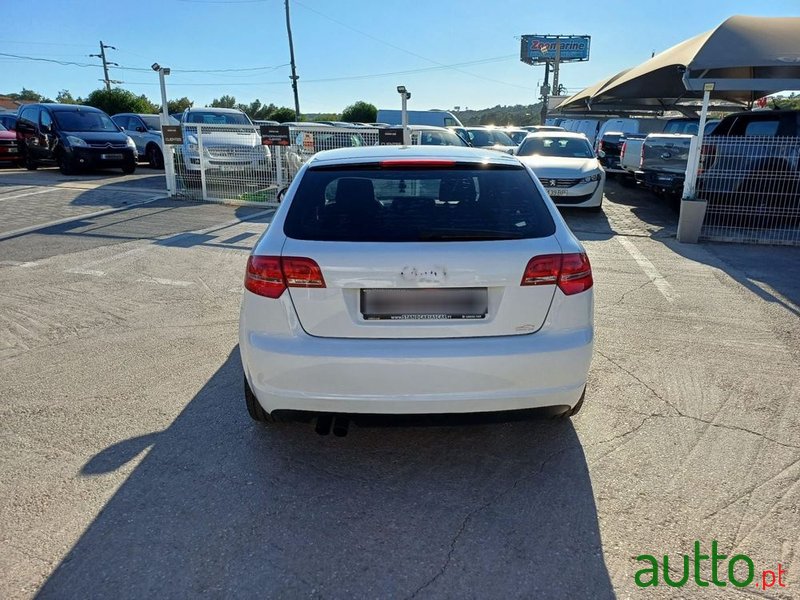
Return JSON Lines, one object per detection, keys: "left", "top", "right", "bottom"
{"left": 520, "top": 34, "right": 590, "bottom": 121}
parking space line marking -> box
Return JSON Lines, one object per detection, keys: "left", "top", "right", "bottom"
{"left": 616, "top": 236, "right": 676, "bottom": 303}
{"left": 0, "top": 188, "right": 57, "bottom": 202}
{"left": 67, "top": 245, "right": 152, "bottom": 275}
{"left": 69, "top": 269, "right": 106, "bottom": 277}
{"left": 136, "top": 277, "right": 194, "bottom": 287}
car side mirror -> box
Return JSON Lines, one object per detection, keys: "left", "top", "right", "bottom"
{"left": 41, "top": 124, "right": 52, "bottom": 134}
{"left": 136, "top": 126, "right": 146, "bottom": 133}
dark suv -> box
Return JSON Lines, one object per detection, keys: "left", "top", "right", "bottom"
{"left": 16, "top": 104, "right": 137, "bottom": 174}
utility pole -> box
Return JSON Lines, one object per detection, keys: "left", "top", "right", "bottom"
{"left": 284, "top": 0, "right": 301, "bottom": 120}
{"left": 90, "top": 41, "right": 119, "bottom": 90}
{"left": 540, "top": 62, "right": 550, "bottom": 124}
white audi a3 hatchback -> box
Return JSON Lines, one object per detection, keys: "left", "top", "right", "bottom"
{"left": 239, "top": 145, "right": 594, "bottom": 424}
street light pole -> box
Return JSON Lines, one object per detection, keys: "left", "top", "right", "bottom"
{"left": 398, "top": 85, "right": 411, "bottom": 145}
{"left": 153, "top": 64, "right": 176, "bottom": 196}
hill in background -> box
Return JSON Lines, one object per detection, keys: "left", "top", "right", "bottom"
{"left": 454, "top": 103, "right": 544, "bottom": 127}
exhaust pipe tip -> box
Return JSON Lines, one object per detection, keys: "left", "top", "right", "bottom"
{"left": 332, "top": 416, "right": 349, "bottom": 437}
{"left": 315, "top": 414, "right": 333, "bottom": 436}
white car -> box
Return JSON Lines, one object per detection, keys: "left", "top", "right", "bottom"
{"left": 239, "top": 146, "right": 594, "bottom": 425}
{"left": 516, "top": 132, "right": 605, "bottom": 211}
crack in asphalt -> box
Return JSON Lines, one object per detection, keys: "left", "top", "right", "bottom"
{"left": 596, "top": 350, "right": 800, "bottom": 451}
{"left": 404, "top": 442, "right": 579, "bottom": 599}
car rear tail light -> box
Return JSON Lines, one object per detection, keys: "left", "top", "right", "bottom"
{"left": 245, "top": 256, "right": 286, "bottom": 299}
{"left": 620, "top": 141, "right": 627, "bottom": 160}
{"left": 281, "top": 256, "right": 326, "bottom": 288}
{"left": 521, "top": 253, "right": 593, "bottom": 295}
{"left": 557, "top": 253, "right": 593, "bottom": 295}
{"left": 699, "top": 143, "right": 716, "bottom": 174}
{"left": 245, "top": 256, "right": 325, "bottom": 298}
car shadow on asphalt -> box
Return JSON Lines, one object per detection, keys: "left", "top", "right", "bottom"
{"left": 38, "top": 348, "right": 614, "bottom": 600}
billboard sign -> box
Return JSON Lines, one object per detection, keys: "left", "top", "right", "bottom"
{"left": 520, "top": 35, "right": 591, "bottom": 65}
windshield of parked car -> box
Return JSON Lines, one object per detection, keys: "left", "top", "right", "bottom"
{"left": 284, "top": 165, "right": 555, "bottom": 242}
{"left": 507, "top": 130, "right": 528, "bottom": 144}
{"left": 184, "top": 111, "right": 252, "bottom": 125}
{"left": 53, "top": 110, "right": 119, "bottom": 132}
{"left": 517, "top": 136, "right": 594, "bottom": 159}
{"left": 467, "top": 129, "right": 514, "bottom": 147}
{"left": 141, "top": 116, "right": 162, "bottom": 131}
{"left": 0, "top": 124, "right": 6, "bottom": 131}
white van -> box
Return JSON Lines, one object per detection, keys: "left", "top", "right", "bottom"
{"left": 596, "top": 118, "right": 663, "bottom": 141}
{"left": 573, "top": 119, "right": 601, "bottom": 145}
{"left": 376, "top": 109, "right": 463, "bottom": 128}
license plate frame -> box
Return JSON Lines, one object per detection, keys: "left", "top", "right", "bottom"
{"left": 100, "top": 153, "right": 123, "bottom": 161}
{"left": 360, "top": 288, "right": 488, "bottom": 321}
{"left": 546, "top": 187, "right": 569, "bottom": 196}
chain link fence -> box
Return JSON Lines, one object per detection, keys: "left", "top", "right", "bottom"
{"left": 168, "top": 125, "right": 384, "bottom": 206}
{"left": 696, "top": 136, "right": 800, "bottom": 245}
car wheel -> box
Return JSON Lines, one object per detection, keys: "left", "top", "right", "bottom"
{"left": 244, "top": 375, "right": 279, "bottom": 423}
{"left": 25, "top": 154, "right": 38, "bottom": 170}
{"left": 57, "top": 152, "right": 75, "bottom": 175}
{"left": 147, "top": 145, "right": 164, "bottom": 169}
{"left": 122, "top": 161, "right": 136, "bottom": 175}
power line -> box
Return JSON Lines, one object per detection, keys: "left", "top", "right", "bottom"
{"left": 291, "top": 0, "right": 530, "bottom": 90}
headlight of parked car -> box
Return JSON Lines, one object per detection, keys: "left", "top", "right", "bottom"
{"left": 581, "top": 173, "right": 602, "bottom": 184}
{"left": 66, "top": 136, "right": 88, "bottom": 147}
{"left": 126, "top": 136, "right": 136, "bottom": 149}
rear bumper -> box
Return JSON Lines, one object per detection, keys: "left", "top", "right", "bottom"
{"left": 638, "top": 170, "right": 684, "bottom": 192}
{"left": 240, "top": 293, "right": 593, "bottom": 415}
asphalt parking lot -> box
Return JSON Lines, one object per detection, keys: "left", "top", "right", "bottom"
{"left": 1, "top": 167, "right": 799, "bottom": 599}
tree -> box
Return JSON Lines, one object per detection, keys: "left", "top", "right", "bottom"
{"left": 341, "top": 100, "right": 377, "bottom": 123}
{"left": 56, "top": 90, "right": 78, "bottom": 104}
{"left": 167, "top": 97, "right": 193, "bottom": 114}
{"left": 269, "top": 107, "right": 296, "bottom": 123}
{"left": 210, "top": 95, "right": 237, "bottom": 109}
{"left": 83, "top": 88, "right": 158, "bottom": 115}
{"left": 4, "top": 88, "right": 53, "bottom": 103}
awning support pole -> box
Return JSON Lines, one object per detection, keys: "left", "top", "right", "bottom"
{"left": 681, "top": 87, "right": 711, "bottom": 200}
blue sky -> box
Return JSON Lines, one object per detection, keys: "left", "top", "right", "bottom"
{"left": 1, "top": 0, "right": 798, "bottom": 113}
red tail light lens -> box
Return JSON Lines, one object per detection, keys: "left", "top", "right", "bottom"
{"left": 245, "top": 256, "right": 325, "bottom": 298}
{"left": 620, "top": 142, "right": 627, "bottom": 160}
{"left": 521, "top": 255, "right": 561, "bottom": 286}
{"left": 699, "top": 143, "right": 716, "bottom": 175}
{"left": 245, "top": 256, "right": 285, "bottom": 298}
{"left": 281, "top": 256, "right": 326, "bottom": 288}
{"left": 521, "top": 253, "right": 593, "bottom": 295}
{"left": 558, "top": 253, "right": 593, "bottom": 295}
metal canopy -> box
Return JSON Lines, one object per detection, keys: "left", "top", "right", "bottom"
{"left": 554, "top": 15, "right": 800, "bottom": 113}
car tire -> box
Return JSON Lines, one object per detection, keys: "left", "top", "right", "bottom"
{"left": 25, "top": 154, "right": 38, "bottom": 170}
{"left": 147, "top": 145, "right": 164, "bottom": 169}
{"left": 244, "top": 375, "right": 280, "bottom": 423}
{"left": 122, "top": 161, "right": 136, "bottom": 175}
{"left": 57, "top": 152, "right": 75, "bottom": 175}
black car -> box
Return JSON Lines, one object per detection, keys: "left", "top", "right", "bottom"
{"left": 16, "top": 104, "right": 137, "bottom": 175}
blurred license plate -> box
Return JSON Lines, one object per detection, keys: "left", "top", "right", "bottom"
{"left": 219, "top": 165, "right": 243, "bottom": 172}
{"left": 101, "top": 153, "right": 123, "bottom": 160}
{"left": 1, "top": 147, "right": 17, "bottom": 153}
{"left": 546, "top": 188, "right": 568, "bottom": 196}
{"left": 361, "top": 288, "right": 488, "bottom": 320}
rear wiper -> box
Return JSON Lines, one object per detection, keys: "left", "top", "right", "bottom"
{"left": 418, "top": 229, "right": 524, "bottom": 241}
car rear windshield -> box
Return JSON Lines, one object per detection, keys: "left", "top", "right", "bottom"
{"left": 54, "top": 110, "right": 118, "bottom": 132}
{"left": 283, "top": 164, "right": 556, "bottom": 242}
{"left": 518, "top": 137, "right": 594, "bottom": 158}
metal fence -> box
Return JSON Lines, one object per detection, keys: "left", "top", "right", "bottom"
{"left": 168, "top": 125, "right": 382, "bottom": 206}
{"left": 696, "top": 136, "right": 800, "bottom": 245}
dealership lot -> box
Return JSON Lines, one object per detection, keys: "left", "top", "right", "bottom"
{"left": 1, "top": 170, "right": 799, "bottom": 598}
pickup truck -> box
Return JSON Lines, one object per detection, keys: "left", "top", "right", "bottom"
{"left": 633, "top": 120, "right": 721, "bottom": 205}
{"left": 696, "top": 110, "right": 800, "bottom": 220}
